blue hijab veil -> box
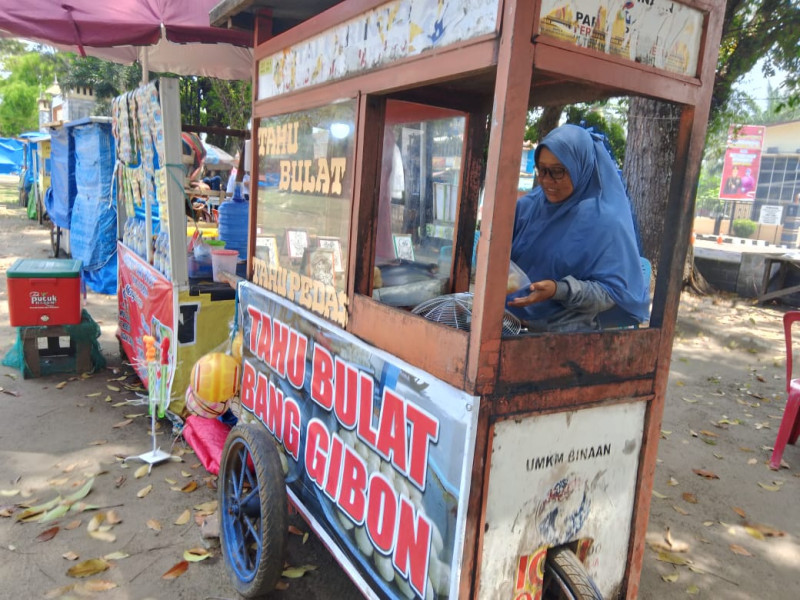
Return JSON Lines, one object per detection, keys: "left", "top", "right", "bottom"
{"left": 509, "top": 124, "right": 650, "bottom": 324}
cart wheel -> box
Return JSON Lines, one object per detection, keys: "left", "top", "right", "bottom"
{"left": 219, "top": 423, "right": 287, "bottom": 598}
{"left": 50, "top": 224, "right": 61, "bottom": 258}
{"left": 542, "top": 547, "right": 603, "bottom": 600}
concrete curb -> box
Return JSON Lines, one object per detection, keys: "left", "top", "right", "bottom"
{"left": 695, "top": 233, "right": 787, "bottom": 248}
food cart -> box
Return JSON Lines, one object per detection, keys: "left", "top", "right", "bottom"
{"left": 210, "top": 0, "right": 725, "bottom": 598}
{"left": 113, "top": 79, "right": 240, "bottom": 415}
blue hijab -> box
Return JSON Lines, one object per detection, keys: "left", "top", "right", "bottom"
{"left": 509, "top": 124, "right": 650, "bottom": 323}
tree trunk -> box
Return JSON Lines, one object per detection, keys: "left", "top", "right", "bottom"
{"left": 538, "top": 105, "right": 564, "bottom": 139}
{"left": 622, "top": 97, "right": 682, "bottom": 271}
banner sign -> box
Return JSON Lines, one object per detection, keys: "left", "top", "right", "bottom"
{"left": 538, "top": 0, "right": 704, "bottom": 77}
{"left": 477, "top": 402, "right": 646, "bottom": 599}
{"left": 117, "top": 242, "right": 174, "bottom": 390}
{"left": 237, "top": 281, "right": 478, "bottom": 599}
{"left": 257, "top": 0, "right": 499, "bottom": 100}
{"left": 719, "top": 124, "right": 766, "bottom": 201}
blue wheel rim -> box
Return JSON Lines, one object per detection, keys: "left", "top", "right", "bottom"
{"left": 221, "top": 437, "right": 263, "bottom": 584}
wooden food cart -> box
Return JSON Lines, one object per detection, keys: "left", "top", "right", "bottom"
{"left": 210, "top": 0, "right": 725, "bottom": 598}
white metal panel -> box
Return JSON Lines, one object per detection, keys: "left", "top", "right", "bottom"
{"left": 478, "top": 401, "right": 646, "bottom": 599}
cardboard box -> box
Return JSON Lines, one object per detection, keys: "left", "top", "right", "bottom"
{"left": 7, "top": 258, "right": 82, "bottom": 326}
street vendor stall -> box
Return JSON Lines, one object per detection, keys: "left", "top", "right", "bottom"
{"left": 113, "top": 79, "right": 241, "bottom": 415}
{"left": 210, "top": 0, "right": 725, "bottom": 599}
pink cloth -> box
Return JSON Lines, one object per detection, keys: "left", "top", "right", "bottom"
{"left": 182, "top": 415, "right": 231, "bottom": 475}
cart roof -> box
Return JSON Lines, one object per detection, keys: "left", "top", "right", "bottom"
{"left": 211, "top": 0, "right": 343, "bottom": 34}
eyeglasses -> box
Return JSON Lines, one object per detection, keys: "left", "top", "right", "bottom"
{"left": 536, "top": 166, "right": 568, "bottom": 181}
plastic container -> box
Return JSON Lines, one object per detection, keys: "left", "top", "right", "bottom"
{"left": 211, "top": 249, "right": 239, "bottom": 282}
{"left": 187, "top": 254, "right": 213, "bottom": 279}
{"left": 7, "top": 258, "right": 83, "bottom": 326}
{"left": 217, "top": 195, "right": 249, "bottom": 261}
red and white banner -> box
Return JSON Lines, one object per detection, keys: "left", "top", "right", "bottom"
{"left": 117, "top": 243, "right": 175, "bottom": 389}
{"left": 719, "top": 124, "right": 766, "bottom": 201}
{"left": 237, "top": 281, "right": 478, "bottom": 599}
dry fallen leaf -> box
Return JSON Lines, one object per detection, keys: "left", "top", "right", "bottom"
{"left": 134, "top": 465, "right": 150, "bottom": 479}
{"left": 652, "top": 490, "right": 668, "bottom": 499}
{"left": 0, "top": 489, "right": 20, "bottom": 497}
{"left": 661, "top": 572, "right": 679, "bottom": 583}
{"left": 175, "top": 509, "right": 191, "bottom": 526}
{"left": 183, "top": 547, "right": 211, "bottom": 562}
{"left": 67, "top": 558, "right": 110, "bottom": 578}
{"left": 55, "top": 381, "right": 68, "bottom": 390}
{"left": 693, "top": 469, "right": 720, "bottom": 480}
{"left": 275, "top": 581, "right": 290, "bottom": 591}
{"left": 682, "top": 493, "right": 698, "bottom": 504}
{"left": 62, "top": 551, "right": 79, "bottom": 561}
{"left": 147, "top": 519, "right": 162, "bottom": 532}
{"left": 162, "top": 560, "right": 189, "bottom": 579}
{"left": 36, "top": 526, "right": 60, "bottom": 542}
{"left": 89, "top": 530, "right": 116, "bottom": 543}
{"left": 193, "top": 500, "right": 217, "bottom": 512}
{"left": 729, "top": 544, "right": 752, "bottom": 556}
{"left": 758, "top": 482, "right": 782, "bottom": 491}
{"left": 87, "top": 513, "right": 104, "bottom": 532}
{"left": 103, "top": 551, "right": 130, "bottom": 560}
{"left": 745, "top": 522, "right": 786, "bottom": 537}
{"left": 668, "top": 477, "right": 679, "bottom": 487}
{"left": 112, "top": 419, "right": 133, "bottom": 429}
{"left": 75, "top": 580, "right": 117, "bottom": 593}
{"left": 179, "top": 481, "right": 198, "bottom": 493}
{"left": 686, "top": 584, "right": 700, "bottom": 595}
{"left": 106, "top": 510, "right": 122, "bottom": 525}
{"left": 744, "top": 526, "right": 766, "bottom": 541}
{"left": 656, "top": 551, "right": 691, "bottom": 566}
{"left": 282, "top": 564, "right": 319, "bottom": 578}
{"left": 732, "top": 506, "right": 747, "bottom": 519}
{"left": 288, "top": 525, "right": 305, "bottom": 536}
{"left": 672, "top": 504, "right": 690, "bottom": 516}
{"left": 137, "top": 484, "right": 153, "bottom": 498}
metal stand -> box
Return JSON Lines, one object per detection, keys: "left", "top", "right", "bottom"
{"left": 125, "top": 406, "right": 171, "bottom": 467}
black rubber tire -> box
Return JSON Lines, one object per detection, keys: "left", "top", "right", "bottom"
{"left": 219, "top": 423, "right": 288, "bottom": 599}
{"left": 543, "top": 547, "right": 603, "bottom": 600}
{"left": 50, "top": 224, "right": 61, "bottom": 258}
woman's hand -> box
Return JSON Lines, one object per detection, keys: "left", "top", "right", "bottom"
{"left": 507, "top": 279, "right": 557, "bottom": 307}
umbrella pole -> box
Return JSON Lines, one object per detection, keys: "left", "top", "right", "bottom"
{"left": 140, "top": 48, "right": 149, "bottom": 85}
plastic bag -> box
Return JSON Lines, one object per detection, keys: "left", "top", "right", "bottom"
{"left": 507, "top": 260, "right": 531, "bottom": 293}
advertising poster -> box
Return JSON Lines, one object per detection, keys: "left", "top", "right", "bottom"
{"left": 237, "top": 281, "right": 478, "bottom": 599}
{"left": 258, "top": 0, "right": 499, "bottom": 99}
{"left": 478, "top": 402, "right": 646, "bottom": 599}
{"left": 719, "top": 124, "right": 765, "bottom": 201}
{"left": 117, "top": 243, "right": 174, "bottom": 389}
{"left": 538, "top": 0, "right": 703, "bottom": 77}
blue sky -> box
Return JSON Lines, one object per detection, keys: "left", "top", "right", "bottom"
{"left": 735, "top": 59, "right": 788, "bottom": 109}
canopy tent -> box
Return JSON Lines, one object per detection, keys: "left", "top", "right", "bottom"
{"left": 0, "top": 0, "right": 252, "bottom": 80}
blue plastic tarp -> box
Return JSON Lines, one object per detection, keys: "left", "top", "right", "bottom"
{"left": 45, "top": 126, "right": 76, "bottom": 230}
{"left": 0, "top": 138, "right": 23, "bottom": 174}
{"left": 67, "top": 119, "right": 117, "bottom": 295}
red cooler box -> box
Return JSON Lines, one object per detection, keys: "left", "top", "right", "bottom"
{"left": 7, "top": 258, "right": 83, "bottom": 326}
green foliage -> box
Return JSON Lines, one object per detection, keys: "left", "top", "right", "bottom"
{"left": 0, "top": 51, "right": 56, "bottom": 135}
{"left": 732, "top": 218, "right": 757, "bottom": 238}
{"left": 524, "top": 101, "right": 627, "bottom": 167}
{"left": 695, "top": 168, "right": 723, "bottom": 216}
{"left": 55, "top": 55, "right": 141, "bottom": 115}
{"left": 179, "top": 77, "right": 251, "bottom": 153}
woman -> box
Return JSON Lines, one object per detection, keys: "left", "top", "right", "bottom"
{"left": 506, "top": 124, "right": 650, "bottom": 332}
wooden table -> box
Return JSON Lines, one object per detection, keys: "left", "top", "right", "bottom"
{"left": 759, "top": 255, "right": 800, "bottom": 303}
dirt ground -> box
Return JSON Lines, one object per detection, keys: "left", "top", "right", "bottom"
{"left": 0, "top": 178, "right": 798, "bottom": 599}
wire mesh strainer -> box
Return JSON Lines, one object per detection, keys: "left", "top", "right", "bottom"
{"left": 412, "top": 292, "right": 522, "bottom": 335}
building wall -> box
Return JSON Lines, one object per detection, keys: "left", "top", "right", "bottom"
{"left": 763, "top": 121, "right": 800, "bottom": 153}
